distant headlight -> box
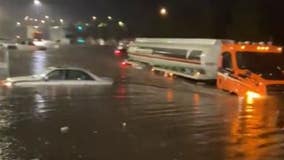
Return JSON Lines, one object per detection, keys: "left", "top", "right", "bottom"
{"left": 4, "top": 81, "right": 12, "bottom": 88}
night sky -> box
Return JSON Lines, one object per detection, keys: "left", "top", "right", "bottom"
{"left": 1, "top": 0, "right": 284, "bottom": 43}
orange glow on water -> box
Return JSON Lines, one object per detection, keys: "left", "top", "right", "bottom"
{"left": 193, "top": 93, "right": 200, "bottom": 106}
{"left": 246, "top": 97, "right": 254, "bottom": 105}
{"left": 226, "top": 98, "right": 281, "bottom": 159}
{"left": 166, "top": 89, "right": 174, "bottom": 102}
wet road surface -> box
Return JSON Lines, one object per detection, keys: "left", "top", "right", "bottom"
{"left": 1, "top": 46, "right": 284, "bottom": 160}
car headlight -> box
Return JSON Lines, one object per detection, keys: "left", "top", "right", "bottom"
{"left": 245, "top": 91, "right": 261, "bottom": 105}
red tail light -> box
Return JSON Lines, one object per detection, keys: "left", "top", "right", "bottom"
{"left": 114, "top": 50, "right": 121, "bottom": 56}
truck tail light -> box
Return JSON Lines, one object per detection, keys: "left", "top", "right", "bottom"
{"left": 114, "top": 50, "right": 122, "bottom": 56}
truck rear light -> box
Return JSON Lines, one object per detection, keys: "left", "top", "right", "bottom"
{"left": 121, "top": 61, "right": 127, "bottom": 65}
{"left": 114, "top": 50, "right": 121, "bottom": 56}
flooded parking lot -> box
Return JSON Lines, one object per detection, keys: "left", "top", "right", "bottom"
{"left": 0, "top": 46, "right": 284, "bottom": 160}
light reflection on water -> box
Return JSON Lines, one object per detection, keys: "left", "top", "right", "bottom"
{"left": 0, "top": 104, "right": 21, "bottom": 159}
{"left": 166, "top": 89, "right": 174, "bottom": 103}
{"left": 192, "top": 93, "right": 200, "bottom": 106}
{"left": 226, "top": 98, "right": 284, "bottom": 159}
{"left": 31, "top": 51, "right": 47, "bottom": 75}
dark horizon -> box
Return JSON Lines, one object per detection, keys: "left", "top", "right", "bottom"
{"left": 1, "top": 0, "right": 284, "bottom": 44}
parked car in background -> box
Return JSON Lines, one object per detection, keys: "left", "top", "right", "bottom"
{"left": 114, "top": 45, "right": 128, "bottom": 57}
{"left": 113, "top": 39, "right": 133, "bottom": 57}
{"left": 16, "top": 40, "right": 37, "bottom": 51}
{"left": 0, "top": 39, "right": 18, "bottom": 50}
{"left": 33, "top": 39, "right": 60, "bottom": 50}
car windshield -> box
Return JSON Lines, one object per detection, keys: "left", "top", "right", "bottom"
{"left": 237, "top": 52, "right": 284, "bottom": 80}
{"left": 33, "top": 68, "right": 56, "bottom": 78}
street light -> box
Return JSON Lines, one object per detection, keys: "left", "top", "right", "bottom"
{"left": 118, "top": 21, "right": 125, "bottom": 27}
{"left": 24, "top": 16, "right": 29, "bottom": 21}
{"left": 33, "top": 0, "right": 42, "bottom": 18}
{"left": 160, "top": 7, "right": 168, "bottom": 16}
{"left": 92, "top": 16, "right": 97, "bottom": 20}
{"left": 16, "top": 22, "right": 21, "bottom": 26}
{"left": 107, "top": 16, "right": 113, "bottom": 20}
{"left": 34, "top": 0, "right": 41, "bottom": 6}
{"left": 98, "top": 23, "right": 107, "bottom": 28}
{"left": 60, "top": 19, "right": 64, "bottom": 24}
{"left": 45, "top": 15, "right": 49, "bottom": 19}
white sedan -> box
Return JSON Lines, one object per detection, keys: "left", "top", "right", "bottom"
{"left": 3, "top": 67, "right": 113, "bottom": 88}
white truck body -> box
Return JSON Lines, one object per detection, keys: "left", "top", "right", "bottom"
{"left": 127, "top": 38, "right": 233, "bottom": 80}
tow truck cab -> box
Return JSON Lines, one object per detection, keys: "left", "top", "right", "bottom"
{"left": 217, "top": 43, "right": 284, "bottom": 97}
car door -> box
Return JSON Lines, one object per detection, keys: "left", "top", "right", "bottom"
{"left": 218, "top": 52, "right": 234, "bottom": 91}
{"left": 65, "top": 70, "right": 96, "bottom": 86}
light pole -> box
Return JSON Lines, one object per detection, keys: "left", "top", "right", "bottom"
{"left": 33, "top": 0, "right": 42, "bottom": 17}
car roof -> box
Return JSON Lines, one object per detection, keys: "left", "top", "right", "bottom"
{"left": 47, "top": 66, "right": 95, "bottom": 75}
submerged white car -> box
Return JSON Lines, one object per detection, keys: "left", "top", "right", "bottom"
{"left": 4, "top": 67, "right": 113, "bottom": 88}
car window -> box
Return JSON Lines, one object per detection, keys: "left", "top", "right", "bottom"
{"left": 66, "top": 70, "right": 94, "bottom": 80}
{"left": 28, "top": 41, "right": 34, "bottom": 46}
{"left": 188, "top": 50, "right": 203, "bottom": 61}
{"left": 222, "top": 52, "right": 232, "bottom": 70}
{"left": 47, "top": 70, "right": 65, "bottom": 80}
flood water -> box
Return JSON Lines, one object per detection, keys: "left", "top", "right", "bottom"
{"left": 0, "top": 45, "right": 284, "bottom": 160}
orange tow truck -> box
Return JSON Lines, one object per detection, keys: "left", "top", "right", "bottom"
{"left": 217, "top": 43, "right": 284, "bottom": 98}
